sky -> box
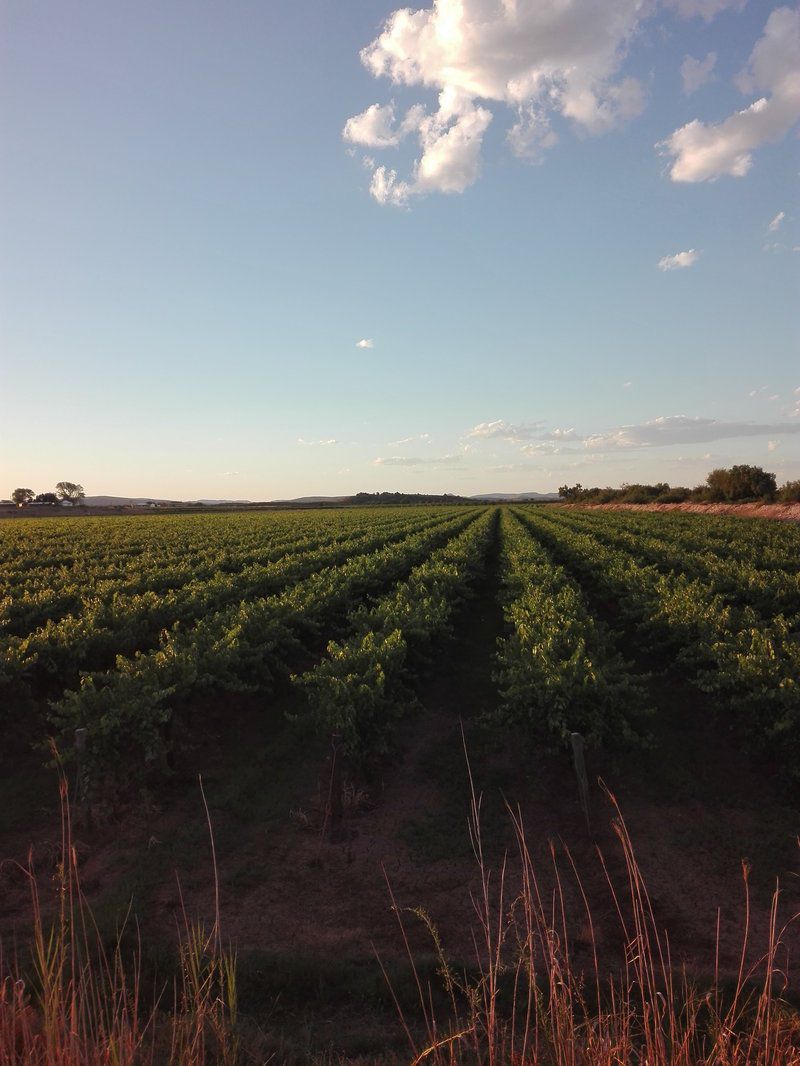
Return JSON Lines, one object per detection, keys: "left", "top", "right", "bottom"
{"left": 1, "top": 0, "right": 798, "bottom": 500}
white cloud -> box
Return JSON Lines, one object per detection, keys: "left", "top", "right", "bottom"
{"left": 768, "top": 439, "right": 781, "bottom": 451}
{"left": 373, "top": 454, "right": 462, "bottom": 467}
{"left": 369, "top": 165, "right": 412, "bottom": 206}
{"left": 355, "top": 338, "right": 374, "bottom": 349}
{"left": 507, "top": 107, "right": 558, "bottom": 161}
{"left": 466, "top": 419, "right": 544, "bottom": 442}
{"left": 665, "top": 0, "right": 745, "bottom": 21}
{"left": 346, "top": 0, "right": 649, "bottom": 203}
{"left": 768, "top": 210, "right": 786, "bottom": 232}
{"left": 388, "top": 432, "right": 432, "bottom": 447}
{"left": 681, "top": 52, "right": 716, "bottom": 95}
{"left": 415, "top": 94, "right": 494, "bottom": 194}
{"left": 658, "top": 248, "right": 699, "bottom": 270}
{"left": 585, "top": 415, "right": 800, "bottom": 450}
{"left": 297, "top": 437, "right": 340, "bottom": 447}
{"left": 539, "top": 427, "right": 583, "bottom": 442}
{"left": 659, "top": 7, "right": 800, "bottom": 183}
{"left": 343, "top": 102, "right": 425, "bottom": 148}
{"left": 519, "top": 441, "right": 559, "bottom": 456}
{"left": 622, "top": 381, "right": 633, "bottom": 389}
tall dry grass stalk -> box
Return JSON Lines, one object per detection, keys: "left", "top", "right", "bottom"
{"left": 0, "top": 772, "right": 238, "bottom": 1065}
{"left": 382, "top": 755, "right": 800, "bottom": 1066}
{"left": 2, "top": 755, "right": 798, "bottom": 1064}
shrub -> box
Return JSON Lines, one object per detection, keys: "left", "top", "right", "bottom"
{"left": 778, "top": 479, "right": 800, "bottom": 503}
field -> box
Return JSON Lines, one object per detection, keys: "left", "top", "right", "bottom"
{"left": 2, "top": 504, "right": 800, "bottom": 1063}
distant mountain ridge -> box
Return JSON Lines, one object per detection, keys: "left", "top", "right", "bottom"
{"left": 79, "top": 491, "right": 560, "bottom": 507}
{"left": 83, "top": 496, "right": 248, "bottom": 506}
{"left": 470, "top": 491, "right": 560, "bottom": 501}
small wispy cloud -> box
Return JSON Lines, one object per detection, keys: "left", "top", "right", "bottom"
{"left": 768, "top": 440, "right": 780, "bottom": 451}
{"left": 585, "top": 415, "right": 800, "bottom": 450}
{"left": 297, "top": 437, "right": 340, "bottom": 447}
{"left": 356, "top": 338, "right": 374, "bottom": 349}
{"left": 768, "top": 210, "right": 786, "bottom": 233}
{"left": 373, "top": 454, "right": 462, "bottom": 467}
{"left": 658, "top": 249, "right": 699, "bottom": 271}
{"left": 466, "top": 419, "right": 544, "bottom": 442}
{"left": 388, "top": 432, "right": 431, "bottom": 447}
{"left": 680, "top": 52, "right": 716, "bottom": 95}
{"left": 540, "top": 427, "right": 583, "bottom": 442}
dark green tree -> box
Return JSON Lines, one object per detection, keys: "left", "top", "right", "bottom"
{"left": 706, "top": 466, "right": 776, "bottom": 502}
{"left": 55, "top": 481, "right": 86, "bottom": 503}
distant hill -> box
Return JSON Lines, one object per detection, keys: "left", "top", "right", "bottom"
{"left": 83, "top": 496, "right": 175, "bottom": 506}
{"left": 275, "top": 495, "right": 349, "bottom": 504}
{"left": 77, "top": 491, "right": 560, "bottom": 508}
{"left": 83, "top": 496, "right": 250, "bottom": 506}
{"left": 470, "top": 491, "right": 561, "bottom": 502}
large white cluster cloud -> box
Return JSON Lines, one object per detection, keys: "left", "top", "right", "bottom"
{"left": 345, "top": 0, "right": 649, "bottom": 205}
{"left": 660, "top": 7, "right": 800, "bottom": 182}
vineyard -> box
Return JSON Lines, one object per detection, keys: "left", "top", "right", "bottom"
{"left": 2, "top": 503, "right": 798, "bottom": 791}
{"left": 2, "top": 503, "right": 800, "bottom": 1062}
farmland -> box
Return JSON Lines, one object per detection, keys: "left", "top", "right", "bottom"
{"left": 2, "top": 504, "right": 799, "bottom": 1061}
{"left": 2, "top": 504, "right": 798, "bottom": 785}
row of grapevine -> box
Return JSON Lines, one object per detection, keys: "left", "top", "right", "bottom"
{"left": 293, "top": 508, "right": 498, "bottom": 763}
{"left": 555, "top": 510, "right": 800, "bottom": 617}
{"left": 493, "top": 510, "right": 648, "bottom": 748}
{"left": 0, "top": 507, "right": 457, "bottom": 633}
{"left": 0, "top": 510, "right": 466, "bottom": 696}
{"left": 47, "top": 509, "right": 487, "bottom": 788}
{"left": 519, "top": 507, "right": 800, "bottom": 777}
{"left": 569, "top": 507, "right": 800, "bottom": 569}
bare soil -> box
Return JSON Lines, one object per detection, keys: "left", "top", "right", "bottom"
{"left": 567, "top": 500, "right": 800, "bottom": 522}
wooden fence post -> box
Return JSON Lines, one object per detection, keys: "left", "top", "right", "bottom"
{"left": 570, "top": 732, "right": 591, "bottom": 837}
{"left": 74, "top": 727, "right": 92, "bottom": 835}
{"left": 328, "top": 732, "right": 343, "bottom": 838}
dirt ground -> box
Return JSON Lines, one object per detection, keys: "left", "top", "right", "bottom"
{"left": 567, "top": 500, "right": 800, "bottom": 522}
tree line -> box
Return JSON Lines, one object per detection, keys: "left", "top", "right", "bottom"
{"left": 10, "top": 482, "right": 86, "bottom": 507}
{"left": 559, "top": 465, "right": 800, "bottom": 505}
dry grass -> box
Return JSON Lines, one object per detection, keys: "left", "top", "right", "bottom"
{"left": 0, "top": 772, "right": 238, "bottom": 1065}
{"left": 381, "top": 748, "right": 800, "bottom": 1065}
{"left": 1, "top": 752, "right": 798, "bottom": 1064}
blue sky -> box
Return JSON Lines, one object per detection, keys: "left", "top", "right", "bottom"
{"left": 1, "top": 0, "right": 798, "bottom": 499}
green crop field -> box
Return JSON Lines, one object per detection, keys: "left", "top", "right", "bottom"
{"left": 3, "top": 504, "right": 800, "bottom": 1063}
{"left": 2, "top": 504, "right": 798, "bottom": 789}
